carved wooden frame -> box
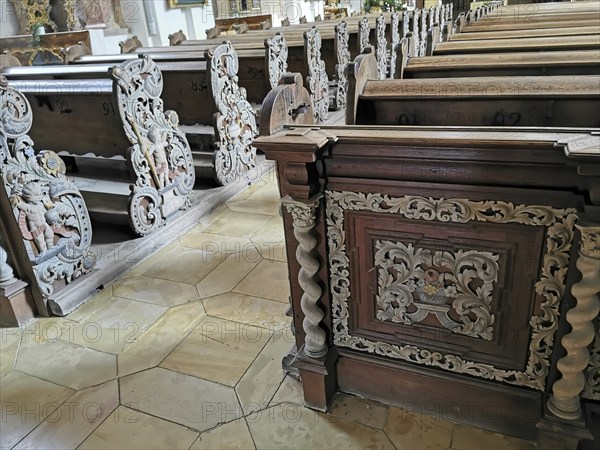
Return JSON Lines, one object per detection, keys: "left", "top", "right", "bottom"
{"left": 333, "top": 21, "right": 350, "bottom": 110}
{"left": 325, "top": 190, "right": 578, "bottom": 390}
{"left": 304, "top": 27, "right": 329, "bottom": 122}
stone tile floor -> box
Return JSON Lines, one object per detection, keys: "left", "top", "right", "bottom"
{"left": 0, "top": 171, "right": 536, "bottom": 449}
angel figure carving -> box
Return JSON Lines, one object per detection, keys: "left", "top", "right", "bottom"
{"left": 129, "top": 119, "right": 171, "bottom": 189}
{"left": 12, "top": 182, "right": 55, "bottom": 253}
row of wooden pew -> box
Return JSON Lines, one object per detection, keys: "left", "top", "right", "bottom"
{"left": 252, "top": 2, "right": 600, "bottom": 449}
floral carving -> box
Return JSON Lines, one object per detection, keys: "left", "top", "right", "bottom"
{"left": 325, "top": 190, "right": 577, "bottom": 390}
{"left": 375, "top": 240, "right": 498, "bottom": 340}
{"left": 334, "top": 21, "right": 351, "bottom": 110}
{"left": 389, "top": 12, "right": 400, "bottom": 79}
{"left": 265, "top": 33, "right": 288, "bottom": 89}
{"left": 0, "top": 78, "right": 95, "bottom": 300}
{"left": 304, "top": 27, "right": 329, "bottom": 122}
{"left": 112, "top": 54, "right": 195, "bottom": 235}
{"left": 208, "top": 43, "right": 258, "bottom": 185}
{"left": 376, "top": 15, "right": 388, "bottom": 79}
{"left": 359, "top": 17, "right": 371, "bottom": 53}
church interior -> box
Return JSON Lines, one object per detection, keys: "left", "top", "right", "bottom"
{"left": 0, "top": 0, "right": 598, "bottom": 448}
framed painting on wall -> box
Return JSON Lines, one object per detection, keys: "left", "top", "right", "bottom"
{"left": 169, "top": 0, "right": 206, "bottom": 8}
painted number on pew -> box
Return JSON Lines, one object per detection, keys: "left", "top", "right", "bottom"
{"left": 102, "top": 102, "right": 117, "bottom": 116}
{"left": 492, "top": 112, "right": 521, "bottom": 126}
{"left": 191, "top": 81, "right": 207, "bottom": 92}
{"left": 55, "top": 100, "right": 72, "bottom": 113}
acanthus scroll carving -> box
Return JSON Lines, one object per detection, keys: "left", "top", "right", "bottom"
{"left": 207, "top": 43, "right": 258, "bottom": 185}
{"left": 389, "top": 12, "right": 400, "bottom": 79}
{"left": 282, "top": 194, "right": 327, "bottom": 358}
{"left": 304, "top": 27, "right": 329, "bottom": 122}
{"left": 326, "top": 190, "right": 577, "bottom": 390}
{"left": 112, "top": 54, "right": 195, "bottom": 235}
{"left": 375, "top": 15, "right": 388, "bottom": 80}
{"left": 0, "top": 76, "right": 96, "bottom": 298}
{"left": 375, "top": 240, "right": 499, "bottom": 340}
{"left": 265, "top": 33, "right": 288, "bottom": 89}
{"left": 334, "top": 21, "right": 350, "bottom": 110}
{"left": 359, "top": 17, "right": 370, "bottom": 53}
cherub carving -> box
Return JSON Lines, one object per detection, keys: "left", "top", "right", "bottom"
{"left": 129, "top": 119, "right": 171, "bottom": 189}
{"left": 11, "top": 181, "right": 55, "bottom": 253}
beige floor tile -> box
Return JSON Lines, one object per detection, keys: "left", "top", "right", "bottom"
{"left": 160, "top": 317, "right": 270, "bottom": 386}
{"left": 385, "top": 406, "right": 454, "bottom": 450}
{"left": 269, "top": 375, "right": 304, "bottom": 407}
{"left": 14, "top": 379, "right": 119, "bottom": 450}
{"left": 245, "top": 183, "right": 281, "bottom": 203}
{"left": 330, "top": 393, "right": 390, "bottom": 429}
{"left": 15, "top": 340, "right": 116, "bottom": 390}
{"left": 118, "top": 301, "right": 206, "bottom": 377}
{"left": 201, "top": 210, "right": 273, "bottom": 238}
{"left": 247, "top": 403, "right": 395, "bottom": 449}
{"left": 0, "top": 371, "right": 74, "bottom": 449}
{"left": 451, "top": 424, "right": 535, "bottom": 450}
{"left": 202, "top": 292, "right": 289, "bottom": 330}
{"left": 227, "top": 198, "right": 280, "bottom": 216}
{"left": 250, "top": 216, "right": 287, "bottom": 262}
{"left": 127, "top": 241, "right": 182, "bottom": 276}
{"left": 139, "top": 245, "right": 225, "bottom": 285}
{"left": 190, "top": 418, "right": 255, "bottom": 450}
{"left": 196, "top": 254, "right": 260, "bottom": 299}
{"left": 78, "top": 405, "right": 198, "bottom": 450}
{"left": 120, "top": 367, "right": 242, "bottom": 432}
{"left": 113, "top": 275, "right": 199, "bottom": 307}
{"left": 179, "top": 232, "right": 260, "bottom": 261}
{"left": 19, "top": 316, "right": 81, "bottom": 346}
{"left": 0, "top": 326, "right": 21, "bottom": 379}
{"left": 63, "top": 296, "right": 166, "bottom": 354}
{"left": 236, "top": 330, "right": 293, "bottom": 414}
{"left": 233, "top": 260, "right": 290, "bottom": 303}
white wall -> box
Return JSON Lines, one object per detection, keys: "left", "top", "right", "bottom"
{"left": 1, "top": 0, "right": 21, "bottom": 38}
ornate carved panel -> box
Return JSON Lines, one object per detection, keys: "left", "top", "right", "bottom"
{"left": 326, "top": 190, "right": 577, "bottom": 390}
{"left": 333, "top": 21, "right": 351, "bottom": 110}
{"left": 265, "top": 33, "right": 288, "bottom": 89}
{"left": 359, "top": 17, "right": 370, "bottom": 53}
{"left": 411, "top": 9, "right": 420, "bottom": 57}
{"left": 112, "top": 54, "right": 195, "bottom": 235}
{"left": 206, "top": 43, "right": 258, "bottom": 185}
{"left": 0, "top": 77, "right": 95, "bottom": 298}
{"left": 375, "top": 240, "right": 499, "bottom": 340}
{"left": 375, "top": 15, "right": 388, "bottom": 80}
{"left": 402, "top": 11, "right": 410, "bottom": 37}
{"left": 304, "top": 27, "right": 329, "bottom": 122}
{"left": 419, "top": 10, "right": 428, "bottom": 56}
{"left": 389, "top": 12, "right": 400, "bottom": 79}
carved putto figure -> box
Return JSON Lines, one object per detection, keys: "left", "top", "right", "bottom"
{"left": 0, "top": 76, "right": 96, "bottom": 305}
{"left": 12, "top": 181, "right": 55, "bottom": 254}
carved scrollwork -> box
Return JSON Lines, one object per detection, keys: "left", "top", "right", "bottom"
{"left": 389, "top": 12, "right": 400, "bottom": 79}
{"left": 334, "top": 21, "right": 350, "bottom": 110}
{"left": 359, "top": 17, "right": 371, "bottom": 53}
{"left": 304, "top": 27, "right": 329, "bottom": 122}
{"left": 207, "top": 43, "right": 258, "bottom": 185}
{"left": 375, "top": 15, "right": 388, "bottom": 80}
{"left": 0, "top": 78, "right": 95, "bottom": 297}
{"left": 375, "top": 240, "right": 498, "bottom": 340}
{"left": 111, "top": 54, "right": 195, "bottom": 235}
{"left": 265, "top": 33, "right": 288, "bottom": 89}
{"left": 402, "top": 11, "right": 410, "bottom": 37}
{"left": 10, "top": 0, "right": 57, "bottom": 34}
{"left": 325, "top": 190, "right": 577, "bottom": 390}
{"left": 419, "top": 10, "right": 428, "bottom": 56}
{"left": 411, "top": 9, "right": 421, "bottom": 57}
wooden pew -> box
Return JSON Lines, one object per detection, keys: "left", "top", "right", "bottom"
{"left": 0, "top": 76, "right": 96, "bottom": 317}
{"left": 448, "top": 25, "right": 600, "bottom": 41}
{"left": 2, "top": 55, "right": 196, "bottom": 236}
{"left": 347, "top": 50, "right": 600, "bottom": 128}
{"left": 251, "top": 120, "right": 600, "bottom": 447}
{"left": 63, "top": 44, "right": 262, "bottom": 185}
{"left": 432, "top": 34, "right": 600, "bottom": 55}
{"left": 462, "top": 16, "right": 600, "bottom": 33}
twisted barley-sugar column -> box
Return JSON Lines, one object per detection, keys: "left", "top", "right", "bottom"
{"left": 282, "top": 195, "right": 328, "bottom": 358}
{"left": 548, "top": 222, "right": 600, "bottom": 420}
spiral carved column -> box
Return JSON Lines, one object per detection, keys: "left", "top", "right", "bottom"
{"left": 548, "top": 222, "right": 600, "bottom": 420}
{"left": 282, "top": 194, "right": 328, "bottom": 358}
